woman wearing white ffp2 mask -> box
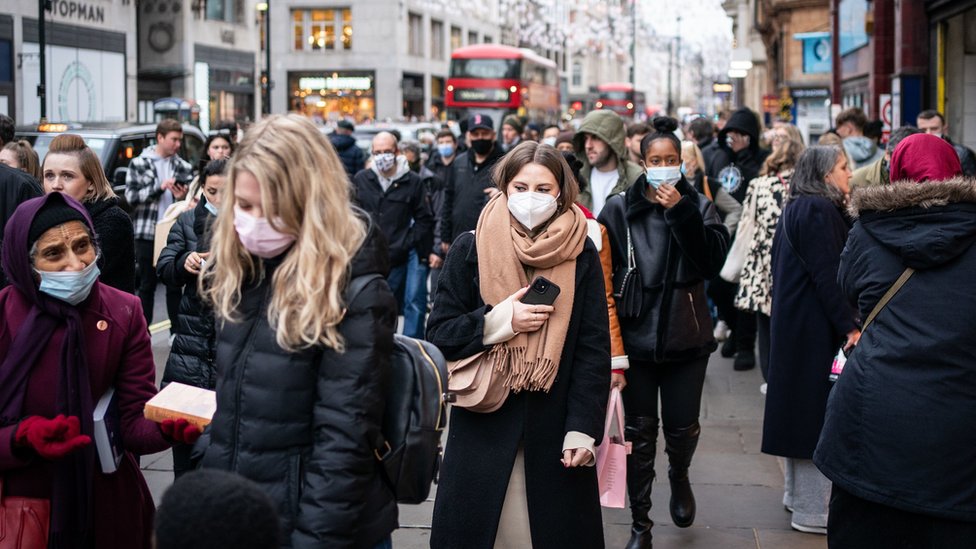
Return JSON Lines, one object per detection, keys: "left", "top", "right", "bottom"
{"left": 426, "top": 141, "right": 610, "bottom": 548}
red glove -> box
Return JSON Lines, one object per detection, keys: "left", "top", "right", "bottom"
{"left": 160, "top": 418, "right": 202, "bottom": 445}
{"left": 15, "top": 415, "right": 92, "bottom": 460}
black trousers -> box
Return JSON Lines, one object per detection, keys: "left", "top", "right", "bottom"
{"left": 134, "top": 239, "right": 157, "bottom": 325}
{"left": 828, "top": 483, "right": 976, "bottom": 548}
{"left": 621, "top": 356, "right": 709, "bottom": 429}
{"left": 757, "top": 313, "right": 771, "bottom": 382}
{"left": 706, "top": 278, "right": 757, "bottom": 353}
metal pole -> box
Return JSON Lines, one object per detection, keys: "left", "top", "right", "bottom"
{"left": 630, "top": 0, "right": 637, "bottom": 87}
{"left": 666, "top": 38, "right": 673, "bottom": 115}
{"left": 264, "top": 0, "right": 271, "bottom": 115}
{"left": 676, "top": 15, "right": 681, "bottom": 115}
{"left": 38, "top": 0, "right": 48, "bottom": 122}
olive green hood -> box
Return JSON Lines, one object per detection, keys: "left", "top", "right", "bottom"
{"left": 573, "top": 110, "right": 643, "bottom": 210}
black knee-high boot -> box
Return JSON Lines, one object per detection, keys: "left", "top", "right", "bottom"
{"left": 624, "top": 416, "right": 658, "bottom": 549}
{"left": 664, "top": 422, "right": 701, "bottom": 528}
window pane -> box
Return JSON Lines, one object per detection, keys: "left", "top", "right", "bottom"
{"left": 449, "top": 58, "right": 520, "bottom": 79}
{"left": 342, "top": 24, "right": 352, "bottom": 50}
{"left": 325, "top": 23, "right": 336, "bottom": 50}
{"left": 451, "top": 27, "right": 461, "bottom": 52}
{"left": 293, "top": 10, "right": 303, "bottom": 23}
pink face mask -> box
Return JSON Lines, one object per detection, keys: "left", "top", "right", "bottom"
{"left": 233, "top": 206, "right": 296, "bottom": 258}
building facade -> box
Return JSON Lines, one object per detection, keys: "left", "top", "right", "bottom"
{"left": 756, "top": 0, "right": 833, "bottom": 143}
{"left": 723, "top": 0, "right": 770, "bottom": 117}
{"left": 270, "top": 0, "right": 498, "bottom": 123}
{"left": 1, "top": 0, "right": 137, "bottom": 124}
{"left": 137, "top": 0, "right": 261, "bottom": 132}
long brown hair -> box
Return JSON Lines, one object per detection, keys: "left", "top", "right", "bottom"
{"left": 43, "top": 134, "right": 115, "bottom": 202}
{"left": 492, "top": 141, "right": 579, "bottom": 214}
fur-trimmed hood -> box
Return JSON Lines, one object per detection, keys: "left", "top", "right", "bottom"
{"left": 848, "top": 177, "right": 976, "bottom": 217}
{"left": 850, "top": 178, "right": 976, "bottom": 269}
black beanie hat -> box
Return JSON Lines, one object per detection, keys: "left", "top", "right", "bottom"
{"left": 28, "top": 196, "right": 88, "bottom": 246}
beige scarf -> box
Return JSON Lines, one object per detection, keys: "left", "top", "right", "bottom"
{"left": 476, "top": 192, "right": 588, "bottom": 393}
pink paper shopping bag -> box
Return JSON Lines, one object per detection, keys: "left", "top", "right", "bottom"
{"left": 595, "top": 387, "right": 632, "bottom": 508}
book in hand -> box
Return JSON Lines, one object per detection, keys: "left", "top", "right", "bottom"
{"left": 93, "top": 386, "right": 123, "bottom": 474}
{"left": 144, "top": 382, "right": 217, "bottom": 430}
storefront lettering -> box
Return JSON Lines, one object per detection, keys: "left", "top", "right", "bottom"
{"left": 48, "top": 0, "right": 106, "bottom": 24}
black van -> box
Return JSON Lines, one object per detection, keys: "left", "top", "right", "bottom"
{"left": 15, "top": 121, "right": 206, "bottom": 210}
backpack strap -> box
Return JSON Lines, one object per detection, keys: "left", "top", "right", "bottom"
{"left": 344, "top": 273, "right": 384, "bottom": 304}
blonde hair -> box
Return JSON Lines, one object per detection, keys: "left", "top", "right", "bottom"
{"left": 43, "top": 134, "right": 116, "bottom": 202}
{"left": 680, "top": 140, "right": 705, "bottom": 177}
{"left": 762, "top": 123, "right": 805, "bottom": 176}
{"left": 202, "top": 114, "right": 367, "bottom": 352}
{"left": 3, "top": 140, "right": 41, "bottom": 181}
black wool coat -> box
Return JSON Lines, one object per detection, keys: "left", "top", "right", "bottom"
{"left": 762, "top": 195, "right": 856, "bottom": 459}
{"left": 426, "top": 231, "right": 610, "bottom": 549}
{"left": 156, "top": 199, "right": 216, "bottom": 389}
{"left": 0, "top": 164, "right": 42, "bottom": 287}
{"left": 439, "top": 147, "right": 505, "bottom": 244}
{"left": 598, "top": 176, "right": 729, "bottom": 363}
{"left": 87, "top": 197, "right": 136, "bottom": 294}
{"left": 815, "top": 179, "right": 976, "bottom": 522}
{"left": 200, "top": 224, "right": 398, "bottom": 548}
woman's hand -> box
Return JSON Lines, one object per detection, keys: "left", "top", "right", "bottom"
{"left": 562, "top": 448, "right": 593, "bottom": 468}
{"left": 15, "top": 415, "right": 91, "bottom": 460}
{"left": 184, "top": 251, "right": 210, "bottom": 275}
{"left": 843, "top": 329, "right": 861, "bottom": 352}
{"left": 611, "top": 372, "right": 627, "bottom": 391}
{"left": 510, "top": 286, "right": 554, "bottom": 333}
{"left": 654, "top": 183, "right": 681, "bottom": 209}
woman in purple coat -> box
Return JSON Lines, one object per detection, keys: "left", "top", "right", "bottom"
{"left": 0, "top": 192, "right": 198, "bottom": 549}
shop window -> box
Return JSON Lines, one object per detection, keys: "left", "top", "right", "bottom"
{"left": 431, "top": 19, "right": 444, "bottom": 60}
{"left": 408, "top": 13, "right": 424, "bottom": 56}
{"left": 292, "top": 8, "right": 352, "bottom": 52}
{"left": 451, "top": 26, "right": 462, "bottom": 53}
{"left": 206, "top": 0, "right": 241, "bottom": 23}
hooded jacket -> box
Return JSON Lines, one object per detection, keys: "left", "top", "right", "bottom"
{"left": 352, "top": 156, "right": 434, "bottom": 266}
{"left": 85, "top": 197, "right": 136, "bottom": 294}
{"left": 329, "top": 133, "right": 365, "bottom": 180}
{"left": 815, "top": 178, "right": 976, "bottom": 522}
{"left": 573, "top": 110, "right": 644, "bottom": 210}
{"left": 704, "top": 108, "right": 770, "bottom": 203}
{"left": 843, "top": 136, "right": 884, "bottom": 170}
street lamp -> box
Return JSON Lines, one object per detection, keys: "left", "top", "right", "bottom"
{"left": 257, "top": 1, "right": 271, "bottom": 115}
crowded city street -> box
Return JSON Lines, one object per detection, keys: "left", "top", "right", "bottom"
{"left": 1, "top": 0, "right": 975, "bottom": 547}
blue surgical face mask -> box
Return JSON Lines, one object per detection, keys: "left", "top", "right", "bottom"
{"left": 644, "top": 166, "right": 682, "bottom": 189}
{"left": 35, "top": 257, "right": 101, "bottom": 305}
{"left": 680, "top": 163, "right": 688, "bottom": 176}
{"left": 437, "top": 144, "right": 455, "bottom": 158}
{"left": 204, "top": 200, "right": 219, "bottom": 216}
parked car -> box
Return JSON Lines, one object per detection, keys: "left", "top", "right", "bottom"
{"left": 15, "top": 121, "right": 207, "bottom": 211}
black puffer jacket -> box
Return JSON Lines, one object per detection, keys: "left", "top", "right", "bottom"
{"left": 0, "top": 164, "right": 42, "bottom": 287}
{"left": 815, "top": 178, "right": 976, "bottom": 522}
{"left": 86, "top": 197, "right": 136, "bottom": 294}
{"left": 598, "top": 176, "right": 729, "bottom": 362}
{"left": 157, "top": 199, "right": 215, "bottom": 389}
{"left": 200, "top": 223, "right": 398, "bottom": 548}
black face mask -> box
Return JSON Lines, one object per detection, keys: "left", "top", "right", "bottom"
{"left": 470, "top": 139, "right": 494, "bottom": 155}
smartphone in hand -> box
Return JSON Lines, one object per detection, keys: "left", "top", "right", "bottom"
{"left": 520, "top": 276, "right": 561, "bottom": 306}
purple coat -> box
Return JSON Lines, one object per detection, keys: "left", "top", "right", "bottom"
{"left": 0, "top": 281, "right": 170, "bottom": 548}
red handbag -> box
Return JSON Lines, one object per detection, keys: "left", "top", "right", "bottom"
{"left": 0, "top": 478, "right": 50, "bottom": 549}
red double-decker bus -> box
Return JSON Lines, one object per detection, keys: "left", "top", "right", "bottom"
{"left": 596, "top": 82, "right": 637, "bottom": 118}
{"left": 446, "top": 44, "right": 560, "bottom": 126}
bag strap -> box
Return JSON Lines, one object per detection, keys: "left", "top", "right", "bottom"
{"left": 861, "top": 268, "right": 915, "bottom": 332}
{"left": 702, "top": 176, "right": 714, "bottom": 201}
{"left": 626, "top": 227, "right": 635, "bottom": 271}
{"left": 344, "top": 273, "right": 384, "bottom": 304}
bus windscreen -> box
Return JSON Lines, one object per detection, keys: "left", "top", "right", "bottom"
{"left": 450, "top": 58, "right": 521, "bottom": 80}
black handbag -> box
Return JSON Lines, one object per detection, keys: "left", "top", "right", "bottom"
{"left": 613, "top": 227, "right": 643, "bottom": 319}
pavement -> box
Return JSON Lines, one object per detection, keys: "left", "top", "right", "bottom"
{"left": 143, "top": 286, "right": 826, "bottom": 548}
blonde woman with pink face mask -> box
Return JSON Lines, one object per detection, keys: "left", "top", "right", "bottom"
{"left": 199, "top": 114, "right": 398, "bottom": 548}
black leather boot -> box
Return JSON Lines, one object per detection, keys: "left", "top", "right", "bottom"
{"left": 664, "top": 422, "right": 701, "bottom": 528}
{"left": 624, "top": 416, "right": 658, "bottom": 549}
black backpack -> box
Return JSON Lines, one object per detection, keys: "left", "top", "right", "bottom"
{"left": 345, "top": 274, "right": 449, "bottom": 504}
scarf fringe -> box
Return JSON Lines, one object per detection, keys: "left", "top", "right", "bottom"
{"left": 488, "top": 345, "right": 559, "bottom": 393}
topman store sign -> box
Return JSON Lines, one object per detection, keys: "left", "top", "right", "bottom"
{"left": 48, "top": 0, "right": 108, "bottom": 24}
